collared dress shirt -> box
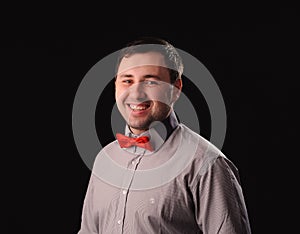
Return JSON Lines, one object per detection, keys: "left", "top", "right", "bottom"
{"left": 78, "top": 112, "right": 251, "bottom": 234}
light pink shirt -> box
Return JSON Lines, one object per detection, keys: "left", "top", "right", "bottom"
{"left": 78, "top": 114, "right": 251, "bottom": 234}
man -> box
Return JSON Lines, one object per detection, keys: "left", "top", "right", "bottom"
{"left": 78, "top": 37, "right": 251, "bottom": 233}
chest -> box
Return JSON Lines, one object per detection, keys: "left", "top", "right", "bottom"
{"left": 92, "top": 177, "right": 195, "bottom": 223}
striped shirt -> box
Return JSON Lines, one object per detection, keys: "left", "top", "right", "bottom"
{"left": 78, "top": 113, "right": 251, "bottom": 234}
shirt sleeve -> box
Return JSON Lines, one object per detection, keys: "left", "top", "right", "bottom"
{"left": 77, "top": 174, "right": 99, "bottom": 234}
{"left": 191, "top": 156, "right": 252, "bottom": 234}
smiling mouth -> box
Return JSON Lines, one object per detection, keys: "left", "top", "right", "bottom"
{"left": 127, "top": 102, "right": 151, "bottom": 111}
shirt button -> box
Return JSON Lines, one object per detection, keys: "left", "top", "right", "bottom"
{"left": 122, "top": 190, "right": 127, "bottom": 195}
{"left": 149, "top": 198, "right": 155, "bottom": 204}
{"left": 131, "top": 160, "right": 135, "bottom": 165}
{"left": 117, "top": 220, "right": 122, "bottom": 225}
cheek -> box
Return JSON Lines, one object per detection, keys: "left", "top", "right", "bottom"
{"left": 147, "top": 88, "right": 171, "bottom": 103}
{"left": 115, "top": 87, "right": 126, "bottom": 102}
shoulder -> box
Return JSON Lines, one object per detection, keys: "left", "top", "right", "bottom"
{"left": 102, "top": 140, "right": 119, "bottom": 152}
{"left": 179, "top": 123, "right": 223, "bottom": 159}
{"left": 179, "top": 123, "right": 237, "bottom": 177}
{"left": 93, "top": 140, "right": 120, "bottom": 163}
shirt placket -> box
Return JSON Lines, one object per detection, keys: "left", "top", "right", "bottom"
{"left": 115, "top": 151, "right": 144, "bottom": 233}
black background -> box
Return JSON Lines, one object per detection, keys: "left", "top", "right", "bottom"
{"left": 5, "top": 6, "right": 298, "bottom": 234}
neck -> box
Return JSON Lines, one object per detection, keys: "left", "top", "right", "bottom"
{"left": 128, "top": 111, "right": 179, "bottom": 139}
{"left": 129, "top": 127, "right": 148, "bottom": 136}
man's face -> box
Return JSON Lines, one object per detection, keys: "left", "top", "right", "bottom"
{"left": 115, "top": 52, "right": 181, "bottom": 135}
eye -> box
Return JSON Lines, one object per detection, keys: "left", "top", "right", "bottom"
{"left": 144, "top": 80, "right": 159, "bottom": 86}
{"left": 122, "top": 80, "right": 132, "bottom": 84}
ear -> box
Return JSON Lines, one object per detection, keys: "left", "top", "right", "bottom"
{"left": 171, "top": 78, "right": 182, "bottom": 103}
{"left": 174, "top": 78, "right": 182, "bottom": 90}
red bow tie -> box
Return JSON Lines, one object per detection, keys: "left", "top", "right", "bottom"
{"left": 116, "top": 133, "right": 154, "bottom": 152}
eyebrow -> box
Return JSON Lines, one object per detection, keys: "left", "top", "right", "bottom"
{"left": 118, "top": 74, "right": 162, "bottom": 80}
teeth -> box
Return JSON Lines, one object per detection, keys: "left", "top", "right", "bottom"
{"left": 129, "top": 104, "right": 149, "bottom": 110}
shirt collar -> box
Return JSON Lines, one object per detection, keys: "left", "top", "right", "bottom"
{"left": 123, "top": 111, "right": 179, "bottom": 154}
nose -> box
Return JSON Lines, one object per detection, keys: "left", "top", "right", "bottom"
{"left": 129, "top": 82, "right": 147, "bottom": 101}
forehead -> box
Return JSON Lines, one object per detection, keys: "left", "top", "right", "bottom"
{"left": 117, "top": 52, "right": 167, "bottom": 74}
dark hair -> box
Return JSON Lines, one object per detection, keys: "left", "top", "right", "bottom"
{"left": 115, "top": 37, "right": 184, "bottom": 83}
